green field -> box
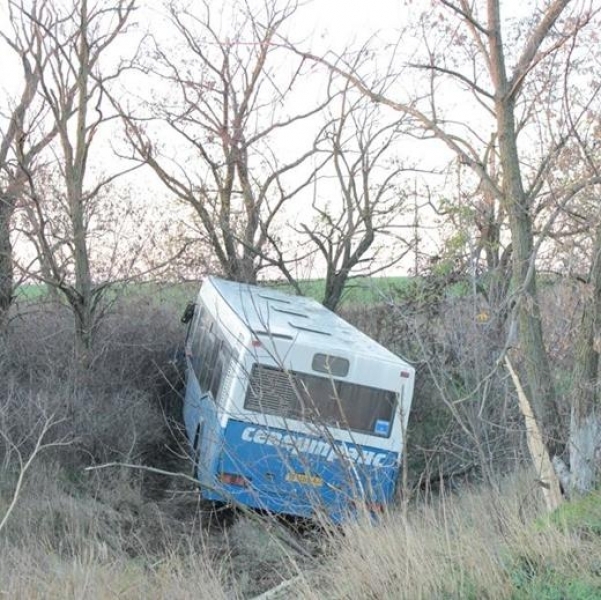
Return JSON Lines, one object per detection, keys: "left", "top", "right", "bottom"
{"left": 13, "top": 276, "right": 412, "bottom": 308}
{"left": 271, "top": 275, "right": 411, "bottom": 305}
{"left": 13, "top": 284, "right": 48, "bottom": 300}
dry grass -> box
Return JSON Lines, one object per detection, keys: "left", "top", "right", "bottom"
{"left": 3, "top": 466, "right": 601, "bottom": 599}
{"left": 312, "top": 472, "right": 601, "bottom": 599}
{"left": 2, "top": 289, "right": 601, "bottom": 599}
{"left": 0, "top": 546, "right": 231, "bottom": 600}
{"left": 0, "top": 459, "right": 233, "bottom": 599}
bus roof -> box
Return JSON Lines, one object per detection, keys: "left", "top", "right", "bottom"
{"left": 205, "top": 276, "right": 410, "bottom": 367}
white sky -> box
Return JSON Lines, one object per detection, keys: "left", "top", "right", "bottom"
{"left": 297, "top": 0, "right": 406, "bottom": 46}
{"left": 0, "top": 0, "right": 462, "bottom": 281}
{"left": 0, "top": 1, "right": 550, "bottom": 281}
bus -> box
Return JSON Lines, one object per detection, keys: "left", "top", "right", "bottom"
{"left": 181, "top": 277, "right": 415, "bottom": 523}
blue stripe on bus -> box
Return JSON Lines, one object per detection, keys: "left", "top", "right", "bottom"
{"left": 202, "top": 419, "right": 399, "bottom": 522}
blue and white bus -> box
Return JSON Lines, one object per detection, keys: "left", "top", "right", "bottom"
{"left": 182, "top": 277, "right": 415, "bottom": 523}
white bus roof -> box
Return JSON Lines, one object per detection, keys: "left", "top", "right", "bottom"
{"left": 204, "top": 276, "right": 411, "bottom": 368}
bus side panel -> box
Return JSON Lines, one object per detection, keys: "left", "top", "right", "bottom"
{"left": 215, "top": 420, "right": 399, "bottom": 521}
{"left": 183, "top": 366, "right": 223, "bottom": 489}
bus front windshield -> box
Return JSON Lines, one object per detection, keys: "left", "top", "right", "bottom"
{"left": 244, "top": 364, "right": 396, "bottom": 437}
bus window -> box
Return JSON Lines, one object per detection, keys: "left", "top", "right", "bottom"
{"left": 217, "top": 347, "right": 238, "bottom": 404}
{"left": 295, "top": 373, "right": 338, "bottom": 420}
{"left": 209, "top": 340, "right": 225, "bottom": 399}
{"left": 312, "top": 353, "right": 349, "bottom": 377}
{"left": 193, "top": 305, "right": 206, "bottom": 332}
{"left": 197, "top": 329, "right": 214, "bottom": 390}
{"left": 244, "top": 364, "right": 396, "bottom": 436}
{"left": 188, "top": 307, "right": 237, "bottom": 403}
{"left": 335, "top": 380, "right": 396, "bottom": 436}
{"left": 192, "top": 322, "right": 206, "bottom": 377}
{"left": 188, "top": 305, "right": 205, "bottom": 345}
{"left": 192, "top": 324, "right": 202, "bottom": 377}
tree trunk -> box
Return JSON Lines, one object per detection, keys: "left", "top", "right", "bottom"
{"left": 488, "top": 0, "right": 562, "bottom": 455}
{"left": 498, "top": 100, "right": 563, "bottom": 455}
{"left": 73, "top": 298, "right": 93, "bottom": 365}
{"left": 0, "top": 196, "right": 14, "bottom": 324}
{"left": 70, "top": 169, "right": 92, "bottom": 355}
{"left": 225, "top": 254, "right": 257, "bottom": 284}
{"left": 569, "top": 222, "right": 601, "bottom": 493}
{"left": 323, "top": 269, "right": 348, "bottom": 312}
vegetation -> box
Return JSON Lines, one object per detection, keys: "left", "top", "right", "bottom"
{"left": 272, "top": 275, "right": 410, "bottom": 305}
{"left": 2, "top": 0, "right": 601, "bottom": 596}
{"left": 0, "top": 283, "right": 599, "bottom": 598}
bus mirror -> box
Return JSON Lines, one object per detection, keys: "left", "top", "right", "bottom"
{"left": 181, "top": 302, "right": 195, "bottom": 324}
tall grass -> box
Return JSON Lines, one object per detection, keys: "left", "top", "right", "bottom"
{"left": 3, "top": 463, "right": 600, "bottom": 598}
{"left": 1, "top": 284, "right": 600, "bottom": 598}
{"left": 313, "top": 472, "right": 601, "bottom": 599}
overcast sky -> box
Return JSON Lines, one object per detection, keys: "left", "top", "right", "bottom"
{"left": 0, "top": 1, "right": 540, "bottom": 280}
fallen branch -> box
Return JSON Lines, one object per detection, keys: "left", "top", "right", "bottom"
{"left": 505, "top": 357, "right": 563, "bottom": 511}
{"left": 251, "top": 575, "right": 305, "bottom": 600}
{"left": 85, "top": 462, "right": 201, "bottom": 486}
{"left": 85, "top": 462, "right": 315, "bottom": 559}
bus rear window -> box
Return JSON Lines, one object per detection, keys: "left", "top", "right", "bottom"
{"left": 312, "top": 353, "right": 349, "bottom": 377}
{"left": 244, "top": 364, "right": 396, "bottom": 437}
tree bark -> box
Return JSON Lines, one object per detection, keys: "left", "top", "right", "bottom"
{"left": 0, "top": 195, "right": 15, "bottom": 324}
{"left": 488, "top": 0, "right": 563, "bottom": 455}
{"left": 569, "top": 221, "right": 601, "bottom": 493}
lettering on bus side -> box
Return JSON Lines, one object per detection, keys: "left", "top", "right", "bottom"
{"left": 241, "top": 426, "right": 390, "bottom": 467}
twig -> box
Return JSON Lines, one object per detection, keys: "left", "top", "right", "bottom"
{"left": 85, "top": 462, "right": 200, "bottom": 486}
{"left": 85, "top": 462, "right": 315, "bottom": 559}
{"left": 0, "top": 416, "right": 67, "bottom": 534}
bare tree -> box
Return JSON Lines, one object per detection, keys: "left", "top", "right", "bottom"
{"left": 123, "top": 0, "right": 332, "bottom": 286}
{"left": 12, "top": 0, "right": 137, "bottom": 360}
{"left": 295, "top": 1, "right": 601, "bottom": 463}
{"left": 0, "top": 0, "right": 53, "bottom": 323}
{"left": 303, "top": 82, "right": 414, "bottom": 310}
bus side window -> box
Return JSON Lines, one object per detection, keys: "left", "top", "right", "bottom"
{"left": 190, "top": 312, "right": 232, "bottom": 403}
{"left": 215, "top": 345, "right": 238, "bottom": 406}
{"left": 192, "top": 314, "right": 207, "bottom": 377}
{"left": 188, "top": 305, "right": 205, "bottom": 344}
{"left": 210, "top": 341, "right": 225, "bottom": 400}
{"left": 204, "top": 337, "right": 222, "bottom": 399}
{"left": 198, "top": 329, "right": 215, "bottom": 391}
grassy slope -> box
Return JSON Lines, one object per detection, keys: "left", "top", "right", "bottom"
{"left": 2, "top": 284, "right": 601, "bottom": 598}
{"left": 2, "top": 465, "right": 600, "bottom": 599}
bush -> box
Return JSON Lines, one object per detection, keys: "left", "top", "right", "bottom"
{"left": 0, "top": 293, "right": 185, "bottom": 469}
